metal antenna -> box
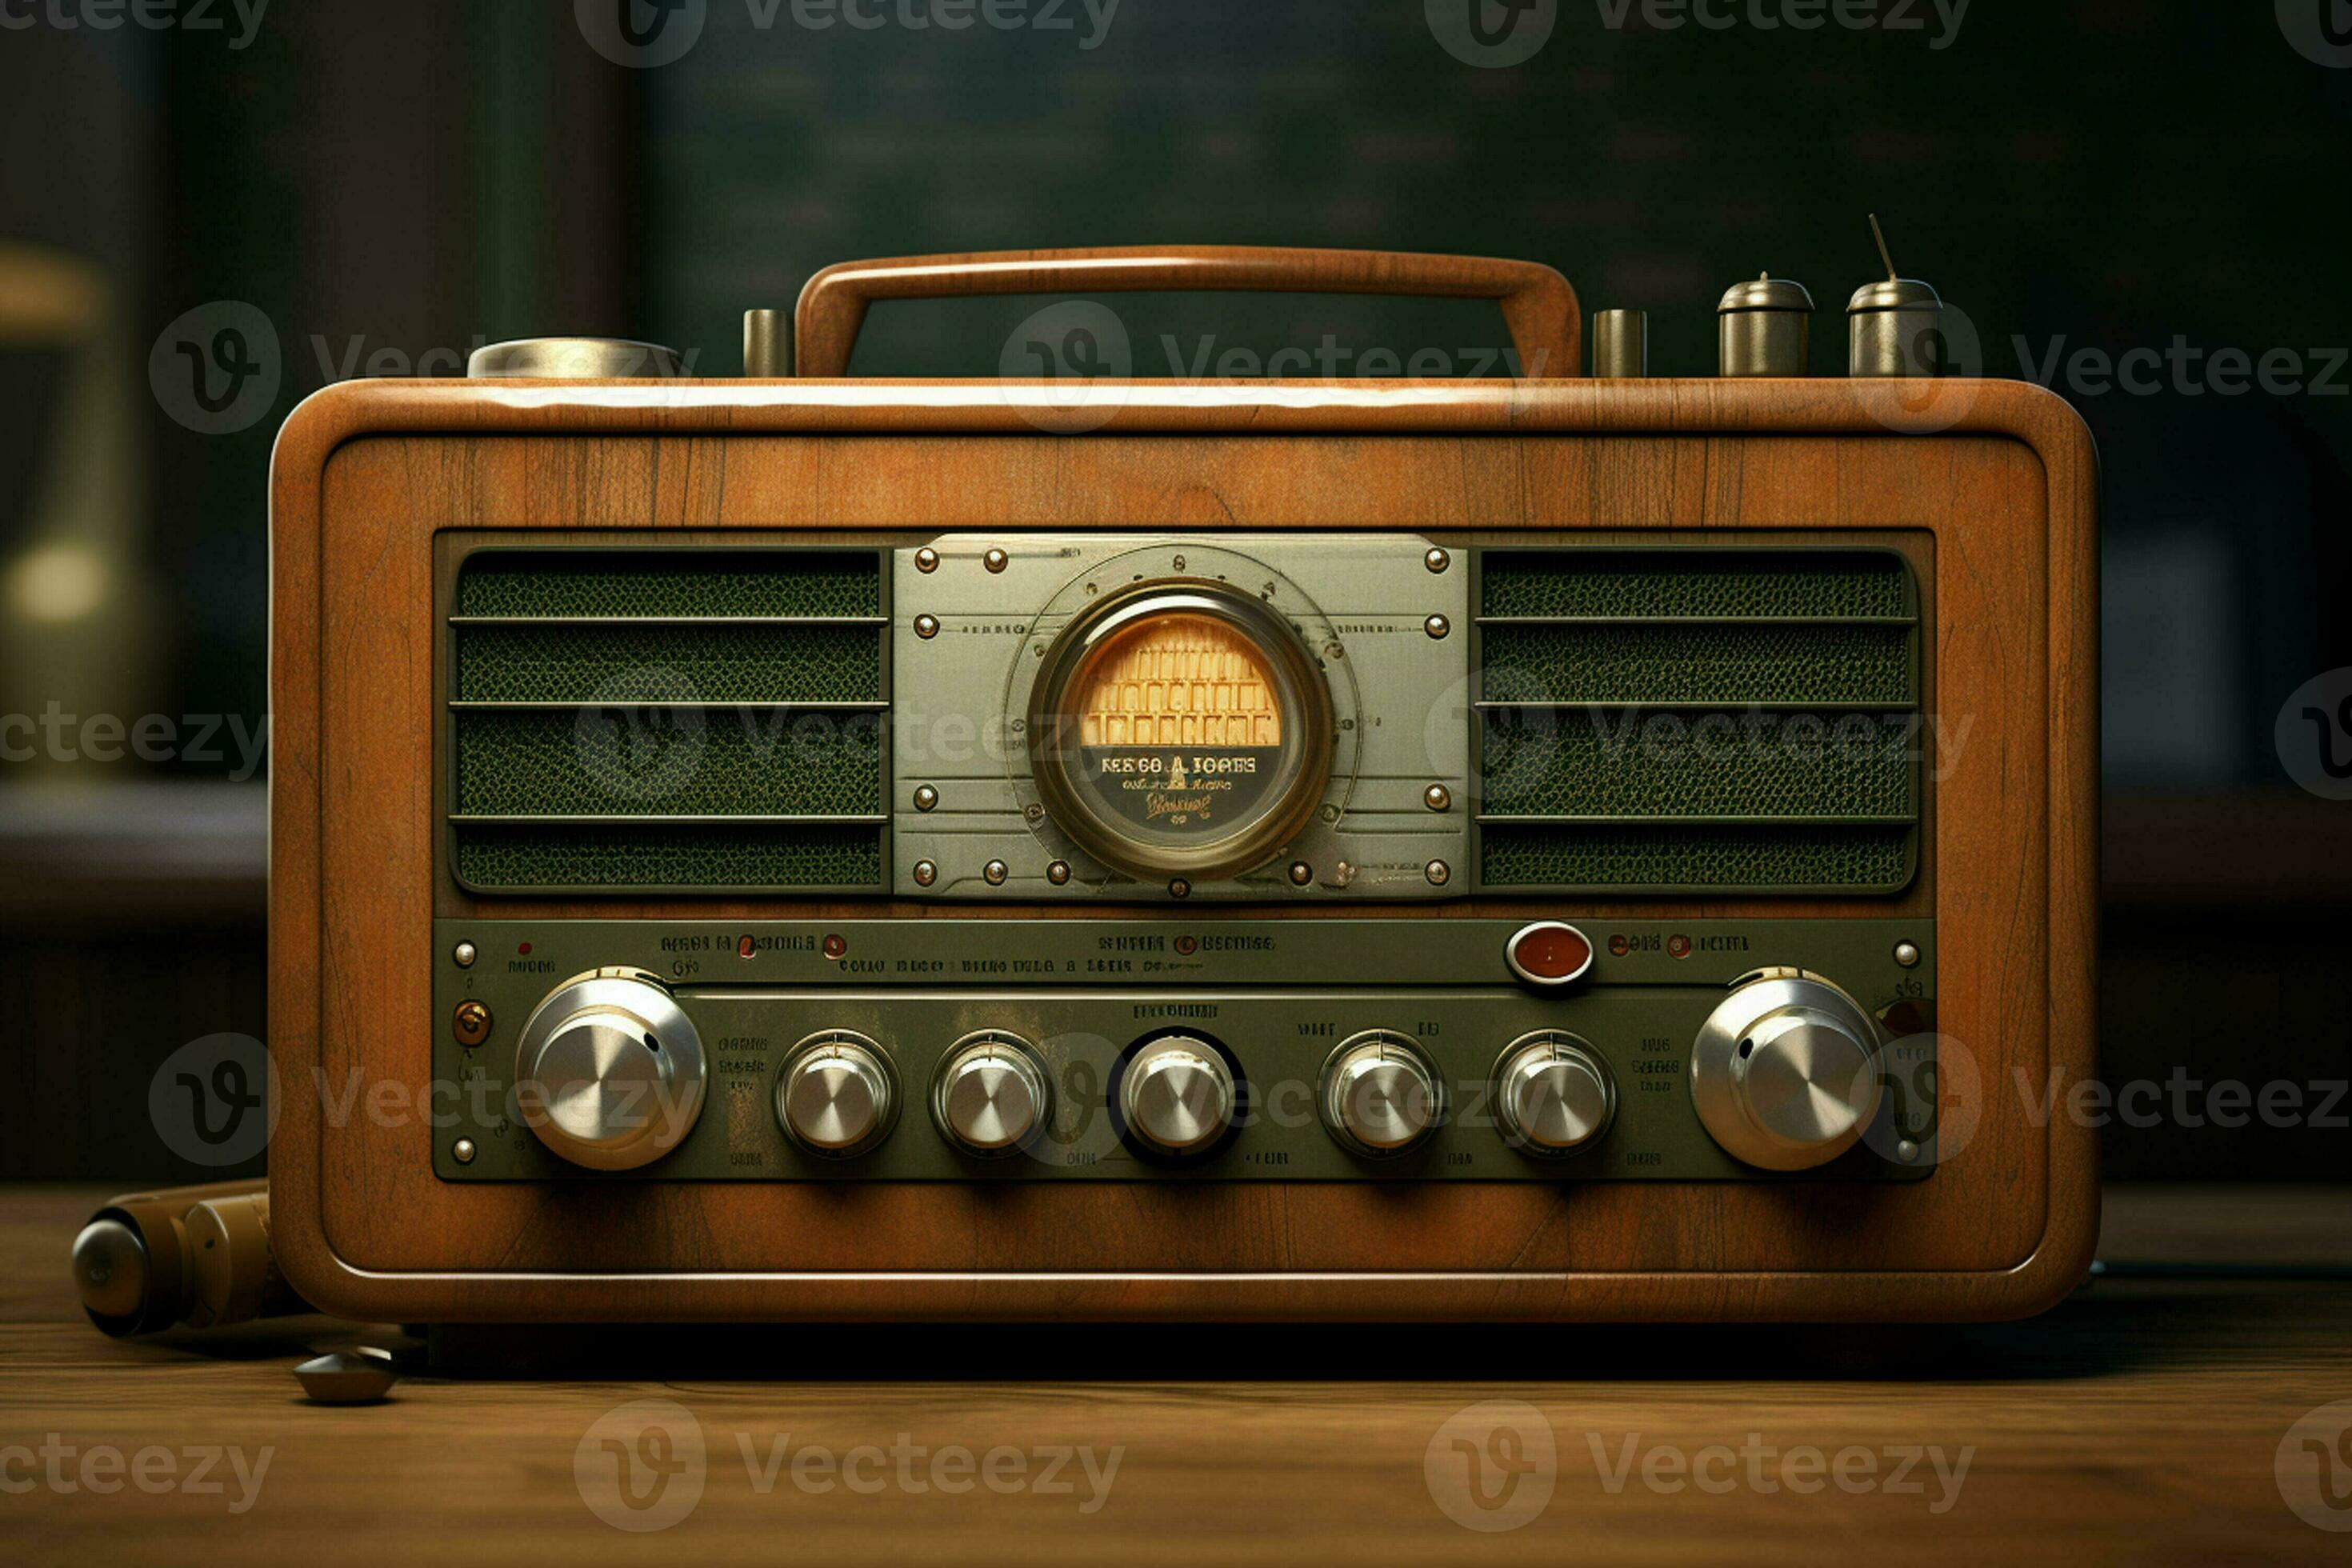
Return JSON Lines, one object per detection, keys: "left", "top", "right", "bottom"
{"left": 1868, "top": 214, "right": 1898, "bottom": 282}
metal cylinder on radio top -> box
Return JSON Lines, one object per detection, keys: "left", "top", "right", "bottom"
{"left": 1590, "top": 310, "right": 1648, "bottom": 378}
{"left": 1717, "top": 274, "right": 1814, "bottom": 377}
{"left": 1847, "top": 278, "right": 1946, "bottom": 377}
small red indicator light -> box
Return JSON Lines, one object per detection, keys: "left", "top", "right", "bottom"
{"left": 517, "top": 942, "right": 532, "bottom": 956}
{"left": 1174, "top": 935, "right": 1198, "bottom": 956}
{"left": 1506, "top": 922, "right": 1594, "bottom": 987}
{"left": 738, "top": 935, "right": 757, "bottom": 959}
{"left": 1608, "top": 934, "right": 1630, "bottom": 958}
{"left": 1667, "top": 934, "right": 1692, "bottom": 959}
{"left": 822, "top": 934, "right": 848, "bottom": 960}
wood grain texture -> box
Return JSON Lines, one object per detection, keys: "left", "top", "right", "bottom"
{"left": 266, "top": 377, "right": 2099, "bottom": 1324}
{"left": 792, "top": 245, "right": 1582, "bottom": 378}
{"left": 2, "top": 1187, "right": 2338, "bottom": 1567}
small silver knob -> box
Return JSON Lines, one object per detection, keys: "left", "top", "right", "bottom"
{"left": 1691, "top": 970, "right": 1883, "bottom": 1170}
{"left": 778, "top": 1034, "right": 894, "bottom": 1157}
{"left": 1494, "top": 1033, "right": 1615, "bottom": 1156}
{"left": 515, "top": 970, "right": 706, "bottom": 1170}
{"left": 1321, "top": 1031, "right": 1442, "bottom": 1157}
{"left": 932, "top": 1033, "right": 1049, "bottom": 1156}
{"left": 1120, "top": 1037, "right": 1236, "bottom": 1157}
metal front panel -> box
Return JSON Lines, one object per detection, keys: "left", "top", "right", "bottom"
{"left": 432, "top": 918, "right": 1937, "bottom": 1184}
{"left": 890, "top": 534, "right": 1472, "bottom": 902}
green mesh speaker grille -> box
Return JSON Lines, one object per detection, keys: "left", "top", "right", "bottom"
{"left": 1481, "top": 712, "right": 1915, "bottom": 820}
{"left": 1482, "top": 550, "right": 1908, "bottom": 618}
{"left": 1480, "top": 622, "right": 1912, "bottom": 706}
{"left": 455, "top": 710, "right": 883, "bottom": 818}
{"left": 455, "top": 623, "right": 882, "bottom": 704}
{"left": 455, "top": 822, "right": 883, "bottom": 891}
{"left": 1474, "top": 547, "right": 1921, "bottom": 895}
{"left": 1480, "top": 824, "right": 1914, "bottom": 891}
{"left": 456, "top": 550, "right": 882, "bottom": 618}
{"left": 447, "top": 548, "right": 888, "bottom": 891}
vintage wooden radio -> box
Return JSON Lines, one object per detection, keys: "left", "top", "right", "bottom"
{"left": 263, "top": 246, "right": 2099, "bottom": 1324}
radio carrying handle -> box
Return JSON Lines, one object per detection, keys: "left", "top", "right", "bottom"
{"left": 792, "top": 245, "right": 1582, "bottom": 379}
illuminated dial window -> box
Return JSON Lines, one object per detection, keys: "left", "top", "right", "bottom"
{"left": 1074, "top": 614, "right": 1283, "bottom": 750}
{"left": 1030, "top": 584, "right": 1333, "bottom": 883}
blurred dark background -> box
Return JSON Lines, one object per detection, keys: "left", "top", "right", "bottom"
{"left": 2, "top": 0, "right": 2346, "bottom": 1182}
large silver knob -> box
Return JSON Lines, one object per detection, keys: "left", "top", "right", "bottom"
{"left": 778, "top": 1033, "right": 895, "bottom": 1158}
{"left": 1494, "top": 1032, "right": 1615, "bottom": 1156}
{"left": 1691, "top": 970, "right": 1883, "bottom": 1170}
{"left": 515, "top": 969, "right": 706, "bottom": 1170}
{"left": 932, "top": 1032, "right": 1050, "bottom": 1157}
{"left": 1120, "top": 1036, "right": 1236, "bottom": 1157}
{"left": 1321, "top": 1031, "right": 1442, "bottom": 1158}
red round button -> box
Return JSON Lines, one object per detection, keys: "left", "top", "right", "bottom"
{"left": 1507, "top": 922, "right": 1594, "bottom": 987}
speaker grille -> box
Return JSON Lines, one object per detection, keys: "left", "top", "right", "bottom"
{"left": 1474, "top": 548, "right": 1920, "bottom": 894}
{"left": 446, "top": 548, "right": 889, "bottom": 894}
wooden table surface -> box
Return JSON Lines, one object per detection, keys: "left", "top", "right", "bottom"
{"left": 6, "top": 1184, "right": 2350, "bottom": 1565}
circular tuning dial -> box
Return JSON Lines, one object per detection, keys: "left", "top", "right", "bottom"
{"left": 1691, "top": 969, "right": 1884, "bottom": 1170}
{"left": 515, "top": 969, "right": 706, "bottom": 1170}
{"left": 1494, "top": 1032, "right": 1616, "bottom": 1156}
{"left": 778, "top": 1033, "right": 895, "bottom": 1158}
{"left": 1321, "top": 1031, "right": 1442, "bottom": 1157}
{"left": 932, "top": 1033, "right": 1050, "bottom": 1157}
{"left": 1119, "top": 1036, "right": 1237, "bottom": 1157}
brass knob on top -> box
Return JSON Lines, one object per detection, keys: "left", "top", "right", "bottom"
{"left": 466, "top": 338, "right": 689, "bottom": 378}
{"left": 744, "top": 309, "right": 790, "bottom": 377}
{"left": 1591, "top": 309, "right": 1648, "bottom": 378}
{"left": 1717, "top": 274, "right": 1813, "bottom": 377}
{"left": 1847, "top": 216, "right": 1944, "bottom": 377}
